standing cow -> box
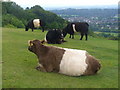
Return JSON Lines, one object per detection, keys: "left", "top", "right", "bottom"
{"left": 25, "top": 19, "right": 45, "bottom": 32}
{"left": 63, "top": 22, "right": 89, "bottom": 40}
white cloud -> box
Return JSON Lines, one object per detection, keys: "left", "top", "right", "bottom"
{"left": 9, "top": 0, "right": 119, "bottom": 8}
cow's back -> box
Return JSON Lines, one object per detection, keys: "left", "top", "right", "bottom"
{"left": 33, "top": 19, "right": 40, "bottom": 28}
{"left": 46, "top": 30, "right": 63, "bottom": 44}
{"left": 75, "top": 22, "right": 89, "bottom": 33}
{"left": 59, "top": 48, "right": 88, "bottom": 76}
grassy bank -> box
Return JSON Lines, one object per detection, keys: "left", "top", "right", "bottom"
{"left": 2, "top": 28, "right": 118, "bottom": 88}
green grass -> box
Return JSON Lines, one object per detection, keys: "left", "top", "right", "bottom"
{"left": 94, "top": 31, "right": 118, "bottom": 36}
{"left": 2, "top": 28, "right": 118, "bottom": 88}
{"left": 0, "top": 27, "right": 2, "bottom": 89}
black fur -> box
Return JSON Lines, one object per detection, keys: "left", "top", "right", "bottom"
{"left": 63, "top": 22, "right": 89, "bottom": 40}
{"left": 46, "top": 29, "right": 64, "bottom": 44}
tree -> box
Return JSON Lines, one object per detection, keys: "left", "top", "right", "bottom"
{"left": 2, "top": 1, "right": 67, "bottom": 29}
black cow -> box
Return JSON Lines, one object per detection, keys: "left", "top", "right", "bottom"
{"left": 63, "top": 22, "right": 89, "bottom": 40}
{"left": 45, "top": 29, "right": 65, "bottom": 44}
{"left": 25, "top": 19, "right": 45, "bottom": 32}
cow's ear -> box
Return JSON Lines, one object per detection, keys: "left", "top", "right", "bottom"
{"left": 40, "top": 40, "right": 46, "bottom": 44}
{"left": 28, "top": 40, "right": 33, "bottom": 46}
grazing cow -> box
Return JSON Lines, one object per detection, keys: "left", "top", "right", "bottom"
{"left": 45, "top": 29, "right": 65, "bottom": 44}
{"left": 25, "top": 19, "right": 45, "bottom": 32}
{"left": 28, "top": 40, "right": 101, "bottom": 76}
{"left": 63, "top": 22, "right": 89, "bottom": 40}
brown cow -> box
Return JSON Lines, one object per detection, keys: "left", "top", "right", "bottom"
{"left": 28, "top": 40, "right": 101, "bottom": 76}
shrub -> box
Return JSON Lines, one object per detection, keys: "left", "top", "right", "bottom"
{"left": 4, "top": 24, "right": 16, "bottom": 28}
{"left": 2, "top": 14, "right": 24, "bottom": 28}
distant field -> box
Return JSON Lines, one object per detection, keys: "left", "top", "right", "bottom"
{"left": 94, "top": 31, "right": 118, "bottom": 36}
{"left": 2, "top": 28, "right": 118, "bottom": 88}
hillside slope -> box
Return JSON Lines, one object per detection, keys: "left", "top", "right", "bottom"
{"left": 2, "top": 28, "right": 118, "bottom": 88}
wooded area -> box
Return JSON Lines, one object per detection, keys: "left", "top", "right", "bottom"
{"left": 2, "top": 1, "right": 67, "bottom": 29}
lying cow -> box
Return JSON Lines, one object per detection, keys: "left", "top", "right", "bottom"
{"left": 28, "top": 40, "right": 101, "bottom": 76}
{"left": 25, "top": 19, "right": 45, "bottom": 32}
{"left": 45, "top": 29, "right": 66, "bottom": 44}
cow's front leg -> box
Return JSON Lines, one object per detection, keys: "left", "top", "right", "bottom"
{"left": 32, "top": 28, "right": 34, "bottom": 32}
{"left": 69, "top": 34, "right": 71, "bottom": 38}
{"left": 36, "top": 63, "right": 46, "bottom": 72}
{"left": 80, "top": 34, "right": 84, "bottom": 40}
{"left": 41, "top": 27, "right": 44, "bottom": 32}
{"left": 72, "top": 35, "right": 74, "bottom": 39}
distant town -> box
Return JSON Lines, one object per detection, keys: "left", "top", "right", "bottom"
{"left": 51, "top": 8, "right": 118, "bottom": 33}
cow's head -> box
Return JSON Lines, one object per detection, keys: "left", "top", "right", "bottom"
{"left": 55, "top": 29, "right": 66, "bottom": 44}
{"left": 56, "top": 29, "right": 67, "bottom": 43}
{"left": 28, "top": 40, "right": 45, "bottom": 54}
{"left": 57, "top": 30, "right": 64, "bottom": 40}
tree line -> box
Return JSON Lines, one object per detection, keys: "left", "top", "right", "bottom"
{"left": 51, "top": 8, "right": 117, "bottom": 18}
{"left": 2, "top": 1, "right": 67, "bottom": 29}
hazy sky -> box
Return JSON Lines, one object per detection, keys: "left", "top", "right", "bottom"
{"left": 8, "top": 0, "right": 119, "bottom": 8}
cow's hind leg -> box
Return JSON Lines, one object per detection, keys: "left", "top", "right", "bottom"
{"left": 80, "top": 33, "right": 84, "bottom": 40}
{"left": 85, "top": 33, "right": 88, "bottom": 41}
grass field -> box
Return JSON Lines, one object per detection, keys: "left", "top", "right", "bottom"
{"left": 0, "top": 27, "right": 2, "bottom": 89}
{"left": 2, "top": 28, "right": 118, "bottom": 88}
{"left": 94, "top": 31, "right": 118, "bottom": 36}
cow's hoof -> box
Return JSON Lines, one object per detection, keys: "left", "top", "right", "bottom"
{"left": 36, "top": 66, "right": 41, "bottom": 71}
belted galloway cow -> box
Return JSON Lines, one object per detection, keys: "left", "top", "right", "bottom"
{"left": 63, "top": 22, "right": 89, "bottom": 40}
{"left": 25, "top": 19, "right": 45, "bottom": 32}
{"left": 28, "top": 40, "right": 101, "bottom": 76}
